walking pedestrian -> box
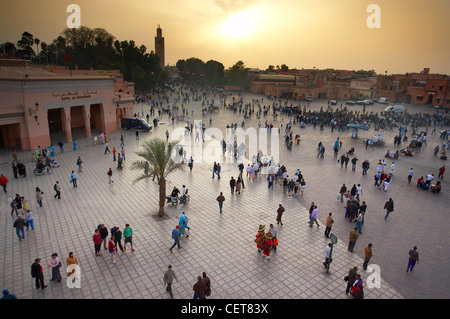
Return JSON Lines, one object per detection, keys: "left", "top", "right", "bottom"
{"left": 35, "top": 187, "right": 44, "bottom": 207}
{"left": 12, "top": 163, "right": 18, "bottom": 179}
{"left": 112, "top": 147, "right": 117, "bottom": 161}
{"left": 193, "top": 276, "right": 207, "bottom": 299}
{"left": 76, "top": 156, "right": 83, "bottom": 172}
{"left": 93, "top": 229, "right": 102, "bottom": 256}
{"left": 438, "top": 165, "right": 445, "bottom": 179}
{"left": 113, "top": 226, "right": 124, "bottom": 252}
{"left": 177, "top": 212, "right": 189, "bottom": 238}
{"left": 216, "top": 163, "right": 221, "bottom": 179}
{"left": 163, "top": 265, "right": 178, "bottom": 299}
{"left": 31, "top": 258, "right": 47, "bottom": 289}
{"left": 120, "top": 134, "right": 124, "bottom": 147}
{"left": 339, "top": 154, "right": 346, "bottom": 168}
{"left": 236, "top": 176, "right": 243, "bottom": 194}
{"left": 351, "top": 157, "right": 359, "bottom": 171}
{"left": 229, "top": 176, "right": 236, "bottom": 194}
{"left": 216, "top": 192, "right": 225, "bottom": 214}
{"left": 255, "top": 225, "right": 266, "bottom": 253}
{"left": 269, "top": 224, "right": 278, "bottom": 252}
{"left": 53, "top": 181, "right": 61, "bottom": 199}
{"left": 356, "top": 184, "right": 363, "bottom": 202}
{"left": 66, "top": 252, "right": 79, "bottom": 279}
{"left": 262, "top": 231, "right": 274, "bottom": 260}
{"left": 202, "top": 272, "right": 211, "bottom": 298}
{"left": 169, "top": 225, "right": 181, "bottom": 252}
{"left": 13, "top": 215, "right": 26, "bottom": 240}
{"left": 104, "top": 142, "right": 111, "bottom": 154}
{"left": 339, "top": 184, "right": 347, "bottom": 202}
{"left": 48, "top": 253, "right": 62, "bottom": 282}
{"left": 323, "top": 243, "right": 332, "bottom": 268}
{"left": 344, "top": 155, "right": 350, "bottom": 168}
{"left": 70, "top": 171, "right": 77, "bottom": 188}
{"left": 107, "top": 168, "right": 113, "bottom": 184}
{"left": 363, "top": 243, "right": 373, "bottom": 271}
{"left": 136, "top": 130, "right": 139, "bottom": 140}
{"left": 276, "top": 203, "right": 285, "bottom": 226}
{"left": 117, "top": 153, "right": 123, "bottom": 169}
{"left": 121, "top": 146, "right": 126, "bottom": 161}
{"left": 406, "top": 246, "right": 419, "bottom": 272}
{"left": 25, "top": 209, "right": 34, "bottom": 231}
{"left": 99, "top": 224, "right": 109, "bottom": 250}
{"left": 309, "top": 205, "right": 319, "bottom": 227}
{"left": 325, "top": 213, "right": 334, "bottom": 238}
{"left": 390, "top": 162, "right": 395, "bottom": 175}
{"left": 374, "top": 171, "right": 381, "bottom": 186}
{"left": 356, "top": 212, "right": 364, "bottom": 234}
{"left": 345, "top": 267, "right": 358, "bottom": 294}
{"left": 0, "top": 174, "right": 9, "bottom": 193}
{"left": 123, "top": 224, "right": 135, "bottom": 251}
{"left": 188, "top": 156, "right": 194, "bottom": 172}
{"left": 383, "top": 198, "right": 394, "bottom": 220}
{"left": 408, "top": 168, "right": 414, "bottom": 183}
{"left": 108, "top": 237, "right": 117, "bottom": 263}
{"left": 348, "top": 227, "right": 358, "bottom": 253}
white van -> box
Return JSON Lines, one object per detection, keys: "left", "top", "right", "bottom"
{"left": 384, "top": 105, "right": 404, "bottom": 114}
{"left": 378, "top": 97, "right": 390, "bottom": 104}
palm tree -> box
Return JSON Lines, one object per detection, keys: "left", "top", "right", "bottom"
{"left": 34, "top": 38, "right": 40, "bottom": 63}
{"left": 131, "top": 138, "right": 184, "bottom": 217}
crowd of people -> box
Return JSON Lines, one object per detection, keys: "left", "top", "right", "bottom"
{"left": 2, "top": 78, "right": 448, "bottom": 301}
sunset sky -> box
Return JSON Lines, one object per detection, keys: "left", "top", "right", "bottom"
{"left": 1, "top": 0, "right": 449, "bottom": 75}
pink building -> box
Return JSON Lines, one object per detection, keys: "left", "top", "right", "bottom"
{"left": 0, "top": 59, "right": 135, "bottom": 151}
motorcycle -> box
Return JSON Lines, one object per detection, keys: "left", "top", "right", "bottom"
{"left": 179, "top": 194, "right": 190, "bottom": 205}
{"left": 34, "top": 166, "right": 52, "bottom": 176}
{"left": 46, "top": 158, "right": 60, "bottom": 168}
{"left": 166, "top": 195, "right": 178, "bottom": 207}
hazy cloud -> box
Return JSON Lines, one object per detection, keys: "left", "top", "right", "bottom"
{"left": 214, "top": 0, "right": 268, "bottom": 14}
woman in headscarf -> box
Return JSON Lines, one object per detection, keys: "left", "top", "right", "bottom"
{"left": 255, "top": 225, "right": 266, "bottom": 253}
{"left": 262, "top": 231, "right": 274, "bottom": 260}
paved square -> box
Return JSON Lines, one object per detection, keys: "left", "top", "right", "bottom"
{"left": 1, "top": 89, "right": 448, "bottom": 300}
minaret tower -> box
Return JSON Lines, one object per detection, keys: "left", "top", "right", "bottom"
{"left": 155, "top": 25, "right": 165, "bottom": 69}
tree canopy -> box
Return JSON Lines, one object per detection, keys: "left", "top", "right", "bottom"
{"left": 0, "top": 27, "right": 165, "bottom": 92}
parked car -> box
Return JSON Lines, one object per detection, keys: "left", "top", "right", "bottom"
{"left": 345, "top": 100, "right": 356, "bottom": 105}
{"left": 356, "top": 100, "right": 366, "bottom": 105}
{"left": 306, "top": 96, "right": 313, "bottom": 102}
{"left": 434, "top": 104, "right": 447, "bottom": 110}
{"left": 121, "top": 117, "right": 152, "bottom": 132}
{"left": 384, "top": 105, "right": 405, "bottom": 114}
{"left": 363, "top": 100, "right": 374, "bottom": 105}
{"left": 378, "top": 97, "right": 390, "bottom": 104}
{"left": 328, "top": 100, "right": 337, "bottom": 105}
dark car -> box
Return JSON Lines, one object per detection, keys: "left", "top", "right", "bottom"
{"left": 121, "top": 117, "right": 152, "bottom": 132}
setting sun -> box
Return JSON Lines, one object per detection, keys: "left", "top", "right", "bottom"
{"left": 220, "top": 9, "right": 261, "bottom": 39}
